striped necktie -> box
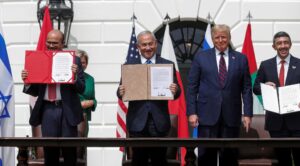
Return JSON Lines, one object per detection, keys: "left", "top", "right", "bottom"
{"left": 146, "top": 59, "right": 152, "bottom": 64}
{"left": 218, "top": 52, "right": 227, "bottom": 88}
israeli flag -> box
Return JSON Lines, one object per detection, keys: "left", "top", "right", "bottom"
{"left": 0, "top": 32, "right": 15, "bottom": 166}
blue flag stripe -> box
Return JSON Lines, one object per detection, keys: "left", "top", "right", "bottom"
{"left": 0, "top": 34, "right": 11, "bottom": 75}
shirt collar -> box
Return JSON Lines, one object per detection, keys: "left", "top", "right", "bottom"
{"left": 141, "top": 54, "right": 156, "bottom": 64}
{"left": 215, "top": 48, "right": 229, "bottom": 57}
{"left": 276, "top": 54, "right": 291, "bottom": 65}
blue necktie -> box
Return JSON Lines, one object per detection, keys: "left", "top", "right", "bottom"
{"left": 218, "top": 52, "right": 227, "bottom": 88}
{"left": 146, "top": 59, "right": 152, "bottom": 64}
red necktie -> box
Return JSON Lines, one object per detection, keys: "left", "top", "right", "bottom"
{"left": 279, "top": 60, "right": 285, "bottom": 87}
{"left": 48, "top": 84, "right": 57, "bottom": 101}
{"left": 218, "top": 52, "right": 227, "bottom": 88}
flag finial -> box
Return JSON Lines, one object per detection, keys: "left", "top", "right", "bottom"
{"left": 246, "top": 11, "right": 252, "bottom": 23}
{"left": 207, "top": 12, "right": 212, "bottom": 23}
{"left": 131, "top": 13, "right": 137, "bottom": 28}
{"left": 164, "top": 13, "right": 170, "bottom": 21}
{"left": 131, "top": 13, "right": 137, "bottom": 20}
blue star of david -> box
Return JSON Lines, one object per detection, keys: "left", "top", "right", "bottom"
{"left": 0, "top": 91, "right": 11, "bottom": 119}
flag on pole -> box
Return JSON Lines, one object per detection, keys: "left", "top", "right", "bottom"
{"left": 36, "top": 6, "right": 53, "bottom": 51}
{"left": 30, "top": 5, "right": 53, "bottom": 159}
{"left": 116, "top": 24, "right": 140, "bottom": 151}
{"left": 31, "top": 5, "right": 52, "bottom": 113}
{"left": 202, "top": 23, "right": 213, "bottom": 50}
{"left": 193, "top": 23, "right": 213, "bottom": 137}
{"left": 161, "top": 23, "right": 189, "bottom": 166}
{"left": 241, "top": 23, "right": 264, "bottom": 114}
{"left": 0, "top": 32, "right": 15, "bottom": 166}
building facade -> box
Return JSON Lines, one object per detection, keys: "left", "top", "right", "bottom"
{"left": 1, "top": 0, "right": 300, "bottom": 165}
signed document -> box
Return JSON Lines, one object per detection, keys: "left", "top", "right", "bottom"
{"left": 261, "top": 83, "right": 300, "bottom": 114}
{"left": 52, "top": 52, "right": 74, "bottom": 83}
{"left": 25, "top": 50, "right": 75, "bottom": 84}
{"left": 121, "top": 64, "right": 174, "bottom": 101}
{"left": 150, "top": 65, "right": 173, "bottom": 99}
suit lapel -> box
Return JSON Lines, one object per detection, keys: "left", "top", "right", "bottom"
{"left": 224, "top": 50, "right": 236, "bottom": 87}
{"left": 285, "top": 55, "right": 298, "bottom": 85}
{"left": 156, "top": 56, "right": 163, "bottom": 64}
{"left": 209, "top": 49, "right": 219, "bottom": 84}
{"left": 269, "top": 57, "right": 280, "bottom": 86}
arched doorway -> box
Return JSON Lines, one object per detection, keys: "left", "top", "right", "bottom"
{"left": 153, "top": 18, "right": 210, "bottom": 94}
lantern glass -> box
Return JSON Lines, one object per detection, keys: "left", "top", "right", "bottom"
{"left": 37, "top": 0, "right": 73, "bottom": 48}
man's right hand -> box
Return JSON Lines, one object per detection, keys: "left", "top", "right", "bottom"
{"left": 265, "top": 81, "right": 276, "bottom": 88}
{"left": 188, "top": 114, "right": 199, "bottom": 128}
{"left": 21, "top": 69, "right": 28, "bottom": 82}
{"left": 118, "top": 85, "right": 125, "bottom": 97}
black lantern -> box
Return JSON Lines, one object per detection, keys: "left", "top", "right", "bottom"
{"left": 37, "top": 0, "right": 74, "bottom": 48}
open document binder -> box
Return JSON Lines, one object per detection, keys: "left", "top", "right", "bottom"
{"left": 121, "top": 64, "right": 174, "bottom": 101}
{"left": 24, "top": 50, "right": 75, "bottom": 84}
{"left": 261, "top": 83, "right": 300, "bottom": 114}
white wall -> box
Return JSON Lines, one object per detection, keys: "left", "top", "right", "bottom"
{"left": 1, "top": 0, "right": 299, "bottom": 165}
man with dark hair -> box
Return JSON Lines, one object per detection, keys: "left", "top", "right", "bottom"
{"left": 21, "top": 30, "right": 85, "bottom": 166}
{"left": 254, "top": 31, "right": 300, "bottom": 166}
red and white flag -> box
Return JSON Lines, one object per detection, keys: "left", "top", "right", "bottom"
{"left": 29, "top": 6, "right": 53, "bottom": 158}
{"left": 161, "top": 23, "right": 189, "bottom": 166}
{"left": 116, "top": 24, "right": 140, "bottom": 151}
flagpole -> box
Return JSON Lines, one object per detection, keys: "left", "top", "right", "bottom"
{"left": 164, "top": 13, "right": 170, "bottom": 24}
{"left": 247, "top": 11, "right": 252, "bottom": 23}
{"left": 196, "top": 0, "right": 201, "bottom": 19}
{"left": 131, "top": 13, "right": 137, "bottom": 28}
{"left": 206, "top": 12, "right": 212, "bottom": 24}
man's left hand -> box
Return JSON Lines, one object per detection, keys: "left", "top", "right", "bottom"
{"left": 243, "top": 116, "right": 252, "bottom": 133}
{"left": 169, "top": 83, "right": 178, "bottom": 95}
{"left": 72, "top": 64, "right": 78, "bottom": 74}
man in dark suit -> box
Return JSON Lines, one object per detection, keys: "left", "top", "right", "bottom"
{"left": 186, "top": 24, "right": 253, "bottom": 166}
{"left": 253, "top": 31, "right": 300, "bottom": 166}
{"left": 21, "top": 30, "right": 85, "bottom": 166}
{"left": 117, "top": 30, "right": 181, "bottom": 166}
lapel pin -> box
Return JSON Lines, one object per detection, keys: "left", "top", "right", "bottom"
{"left": 232, "top": 56, "right": 236, "bottom": 60}
{"left": 292, "top": 66, "right": 296, "bottom": 69}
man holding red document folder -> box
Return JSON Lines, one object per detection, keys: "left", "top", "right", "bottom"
{"left": 21, "top": 30, "right": 85, "bottom": 166}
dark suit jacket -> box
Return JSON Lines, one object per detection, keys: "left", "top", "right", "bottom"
{"left": 23, "top": 56, "right": 85, "bottom": 127}
{"left": 186, "top": 48, "right": 253, "bottom": 127}
{"left": 253, "top": 55, "right": 300, "bottom": 131}
{"left": 117, "top": 56, "right": 181, "bottom": 135}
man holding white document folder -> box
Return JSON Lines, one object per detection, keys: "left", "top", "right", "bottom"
{"left": 253, "top": 31, "right": 300, "bottom": 166}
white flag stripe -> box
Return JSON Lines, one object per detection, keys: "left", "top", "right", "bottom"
{"left": 117, "top": 107, "right": 126, "bottom": 122}
{"left": 0, "top": 62, "right": 12, "bottom": 91}
{"left": 116, "top": 125, "right": 126, "bottom": 138}
{"left": 161, "top": 24, "right": 179, "bottom": 71}
{"left": 204, "top": 24, "right": 213, "bottom": 48}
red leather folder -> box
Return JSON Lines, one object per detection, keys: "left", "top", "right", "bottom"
{"left": 24, "top": 50, "right": 75, "bottom": 84}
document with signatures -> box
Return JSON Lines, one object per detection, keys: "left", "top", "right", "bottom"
{"left": 150, "top": 65, "right": 173, "bottom": 99}
{"left": 121, "top": 64, "right": 174, "bottom": 101}
{"left": 25, "top": 50, "right": 75, "bottom": 84}
{"left": 261, "top": 83, "right": 300, "bottom": 114}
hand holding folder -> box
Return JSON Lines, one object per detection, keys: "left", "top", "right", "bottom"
{"left": 24, "top": 50, "right": 75, "bottom": 84}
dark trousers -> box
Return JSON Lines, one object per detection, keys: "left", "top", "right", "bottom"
{"left": 129, "top": 114, "right": 168, "bottom": 166}
{"left": 41, "top": 102, "right": 78, "bottom": 166}
{"left": 197, "top": 116, "right": 240, "bottom": 166}
{"left": 269, "top": 123, "right": 300, "bottom": 166}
